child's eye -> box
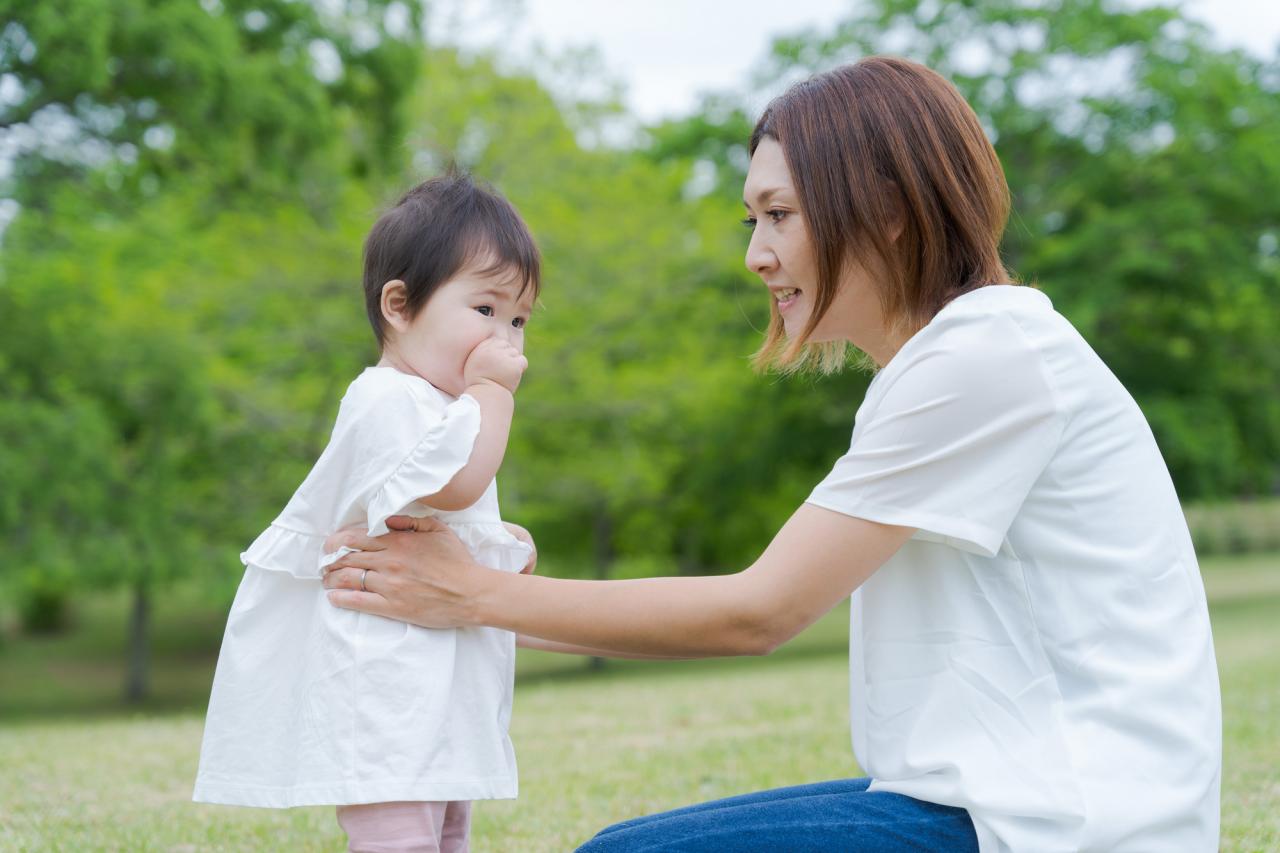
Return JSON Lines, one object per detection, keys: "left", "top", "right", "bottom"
{"left": 475, "top": 306, "right": 494, "bottom": 317}
{"left": 511, "top": 317, "right": 526, "bottom": 329}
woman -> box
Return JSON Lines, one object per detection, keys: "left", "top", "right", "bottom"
{"left": 323, "top": 57, "right": 1221, "bottom": 852}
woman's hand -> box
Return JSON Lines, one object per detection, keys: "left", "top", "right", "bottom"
{"left": 322, "top": 515, "right": 490, "bottom": 628}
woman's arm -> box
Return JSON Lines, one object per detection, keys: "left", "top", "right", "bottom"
{"left": 516, "top": 635, "right": 690, "bottom": 660}
{"left": 323, "top": 504, "right": 913, "bottom": 658}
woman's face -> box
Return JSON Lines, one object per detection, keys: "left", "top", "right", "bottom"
{"left": 743, "top": 137, "right": 894, "bottom": 363}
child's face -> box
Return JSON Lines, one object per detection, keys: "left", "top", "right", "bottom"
{"left": 383, "top": 265, "right": 534, "bottom": 396}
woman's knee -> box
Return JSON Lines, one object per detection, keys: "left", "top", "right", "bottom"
{"left": 574, "top": 817, "right": 645, "bottom": 852}
{"left": 573, "top": 827, "right": 618, "bottom": 852}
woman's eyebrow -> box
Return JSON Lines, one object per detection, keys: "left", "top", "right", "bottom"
{"left": 743, "top": 187, "right": 782, "bottom": 208}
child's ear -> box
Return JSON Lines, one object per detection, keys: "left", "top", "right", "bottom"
{"left": 380, "top": 280, "right": 411, "bottom": 332}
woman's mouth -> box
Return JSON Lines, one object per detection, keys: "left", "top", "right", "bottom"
{"left": 775, "top": 287, "right": 801, "bottom": 313}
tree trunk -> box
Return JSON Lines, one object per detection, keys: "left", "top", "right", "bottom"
{"left": 125, "top": 580, "right": 150, "bottom": 703}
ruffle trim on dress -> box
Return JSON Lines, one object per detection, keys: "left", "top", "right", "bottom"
{"left": 452, "top": 523, "right": 534, "bottom": 574}
{"left": 365, "top": 393, "right": 482, "bottom": 536}
{"left": 240, "top": 524, "right": 328, "bottom": 579}
{"left": 240, "top": 521, "right": 530, "bottom": 579}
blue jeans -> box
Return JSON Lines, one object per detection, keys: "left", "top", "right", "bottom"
{"left": 575, "top": 778, "right": 979, "bottom": 852}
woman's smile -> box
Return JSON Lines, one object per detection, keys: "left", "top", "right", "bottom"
{"left": 772, "top": 286, "right": 802, "bottom": 313}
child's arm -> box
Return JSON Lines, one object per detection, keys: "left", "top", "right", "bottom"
{"left": 420, "top": 338, "right": 527, "bottom": 512}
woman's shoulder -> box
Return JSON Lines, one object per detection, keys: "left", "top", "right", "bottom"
{"left": 931, "top": 284, "right": 1055, "bottom": 340}
{"left": 855, "top": 285, "right": 1076, "bottom": 434}
{"left": 883, "top": 286, "right": 1058, "bottom": 381}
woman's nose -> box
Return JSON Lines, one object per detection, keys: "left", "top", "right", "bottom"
{"left": 744, "top": 229, "right": 775, "bottom": 276}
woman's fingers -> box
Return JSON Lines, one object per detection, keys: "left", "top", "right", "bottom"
{"left": 326, "top": 589, "right": 395, "bottom": 619}
{"left": 323, "top": 546, "right": 393, "bottom": 577}
{"left": 386, "top": 515, "right": 451, "bottom": 533}
{"left": 323, "top": 524, "right": 387, "bottom": 555}
{"left": 323, "top": 567, "right": 402, "bottom": 619}
{"left": 321, "top": 517, "right": 477, "bottom": 628}
{"left": 323, "top": 566, "right": 380, "bottom": 593}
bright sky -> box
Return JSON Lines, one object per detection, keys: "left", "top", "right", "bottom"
{"left": 437, "top": 0, "right": 1280, "bottom": 123}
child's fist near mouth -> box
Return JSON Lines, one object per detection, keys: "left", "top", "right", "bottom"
{"left": 463, "top": 337, "right": 528, "bottom": 394}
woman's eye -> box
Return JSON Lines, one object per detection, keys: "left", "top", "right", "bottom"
{"left": 740, "top": 216, "right": 757, "bottom": 229}
{"left": 767, "top": 209, "right": 788, "bottom": 223}
{"left": 475, "top": 306, "right": 494, "bottom": 316}
{"left": 512, "top": 317, "right": 526, "bottom": 329}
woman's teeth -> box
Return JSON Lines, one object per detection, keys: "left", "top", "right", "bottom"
{"left": 776, "top": 288, "right": 800, "bottom": 302}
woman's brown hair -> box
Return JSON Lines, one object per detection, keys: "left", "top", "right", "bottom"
{"left": 750, "top": 56, "right": 1012, "bottom": 372}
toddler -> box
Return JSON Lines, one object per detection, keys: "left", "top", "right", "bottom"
{"left": 193, "top": 174, "right": 539, "bottom": 853}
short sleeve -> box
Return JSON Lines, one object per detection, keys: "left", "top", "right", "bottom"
{"left": 349, "top": 381, "right": 483, "bottom": 537}
{"left": 806, "top": 312, "right": 1065, "bottom": 558}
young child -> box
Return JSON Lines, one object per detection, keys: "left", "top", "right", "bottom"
{"left": 193, "top": 173, "right": 540, "bottom": 852}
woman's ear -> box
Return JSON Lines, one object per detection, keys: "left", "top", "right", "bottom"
{"left": 380, "top": 280, "right": 411, "bottom": 333}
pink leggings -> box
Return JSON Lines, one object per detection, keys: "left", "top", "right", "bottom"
{"left": 335, "top": 801, "right": 471, "bottom": 853}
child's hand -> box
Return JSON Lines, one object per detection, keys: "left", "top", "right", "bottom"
{"left": 503, "top": 521, "right": 538, "bottom": 574}
{"left": 463, "top": 337, "right": 527, "bottom": 393}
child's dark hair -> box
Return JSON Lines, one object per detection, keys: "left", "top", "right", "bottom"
{"left": 362, "top": 173, "right": 541, "bottom": 347}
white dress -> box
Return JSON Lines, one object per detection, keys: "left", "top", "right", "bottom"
{"left": 193, "top": 366, "right": 531, "bottom": 807}
{"left": 807, "top": 286, "right": 1220, "bottom": 851}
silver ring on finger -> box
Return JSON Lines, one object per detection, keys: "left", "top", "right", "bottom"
{"left": 360, "top": 569, "right": 368, "bottom": 593}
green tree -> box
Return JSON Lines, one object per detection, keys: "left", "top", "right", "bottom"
{"left": 0, "top": 0, "right": 425, "bottom": 207}
{"left": 737, "top": 0, "right": 1280, "bottom": 499}
{"left": 0, "top": 0, "right": 426, "bottom": 700}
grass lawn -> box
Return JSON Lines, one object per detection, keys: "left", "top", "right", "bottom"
{"left": 1, "top": 554, "right": 1277, "bottom": 851}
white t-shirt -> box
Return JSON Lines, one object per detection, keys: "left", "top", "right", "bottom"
{"left": 807, "top": 286, "right": 1221, "bottom": 852}
{"left": 193, "top": 367, "right": 531, "bottom": 807}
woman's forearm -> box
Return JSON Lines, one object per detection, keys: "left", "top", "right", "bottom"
{"left": 516, "top": 634, "right": 692, "bottom": 660}
{"left": 465, "top": 506, "right": 913, "bottom": 656}
{"left": 472, "top": 570, "right": 778, "bottom": 658}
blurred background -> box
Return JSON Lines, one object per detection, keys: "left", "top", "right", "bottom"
{"left": 1, "top": 0, "right": 1277, "bottom": 848}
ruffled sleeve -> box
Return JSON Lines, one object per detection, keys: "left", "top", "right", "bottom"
{"left": 363, "top": 391, "right": 482, "bottom": 536}
{"left": 243, "top": 371, "right": 483, "bottom": 579}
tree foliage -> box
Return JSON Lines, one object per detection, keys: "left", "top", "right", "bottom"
{"left": 0, "top": 0, "right": 424, "bottom": 698}
{"left": 1, "top": 0, "right": 1277, "bottom": 696}
{"left": 0, "top": 0, "right": 425, "bottom": 205}
{"left": 756, "top": 0, "right": 1280, "bottom": 496}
